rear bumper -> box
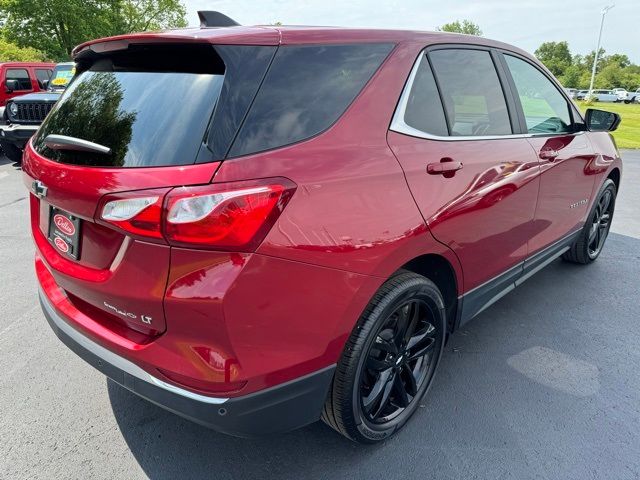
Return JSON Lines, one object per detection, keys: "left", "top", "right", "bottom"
{"left": 0, "top": 123, "right": 38, "bottom": 147}
{"left": 40, "top": 289, "right": 335, "bottom": 437}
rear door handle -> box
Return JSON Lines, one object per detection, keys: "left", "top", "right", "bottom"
{"left": 427, "top": 160, "right": 464, "bottom": 175}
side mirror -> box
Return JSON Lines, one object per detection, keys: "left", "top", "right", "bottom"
{"left": 5, "top": 79, "right": 19, "bottom": 93}
{"left": 585, "top": 108, "right": 621, "bottom": 132}
{"left": 42, "top": 79, "right": 49, "bottom": 90}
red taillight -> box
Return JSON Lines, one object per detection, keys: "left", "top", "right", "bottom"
{"left": 97, "top": 189, "right": 169, "bottom": 241}
{"left": 96, "top": 179, "right": 295, "bottom": 251}
{"left": 165, "top": 178, "right": 296, "bottom": 251}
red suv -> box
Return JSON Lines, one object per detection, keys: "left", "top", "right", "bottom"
{"left": 24, "top": 13, "right": 622, "bottom": 443}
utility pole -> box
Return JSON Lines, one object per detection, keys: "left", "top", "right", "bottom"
{"left": 588, "top": 4, "right": 615, "bottom": 99}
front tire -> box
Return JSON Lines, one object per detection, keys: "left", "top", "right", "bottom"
{"left": 563, "top": 178, "right": 616, "bottom": 264}
{"left": 322, "top": 272, "right": 446, "bottom": 443}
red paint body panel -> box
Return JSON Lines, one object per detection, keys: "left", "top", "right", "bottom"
{"left": 387, "top": 133, "right": 540, "bottom": 291}
{"left": 27, "top": 26, "right": 622, "bottom": 403}
{"left": 526, "top": 134, "right": 598, "bottom": 254}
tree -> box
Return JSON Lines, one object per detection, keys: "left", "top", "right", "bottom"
{"left": 437, "top": 20, "right": 482, "bottom": 36}
{"left": 534, "top": 41, "right": 572, "bottom": 77}
{"left": 0, "top": 38, "right": 47, "bottom": 61}
{"left": 559, "top": 65, "right": 582, "bottom": 88}
{"left": 0, "top": 0, "right": 187, "bottom": 61}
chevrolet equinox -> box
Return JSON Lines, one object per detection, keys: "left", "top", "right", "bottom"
{"left": 25, "top": 12, "right": 622, "bottom": 443}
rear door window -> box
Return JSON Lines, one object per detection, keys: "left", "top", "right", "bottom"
{"left": 429, "top": 49, "right": 512, "bottom": 136}
{"left": 504, "top": 55, "right": 572, "bottom": 134}
{"left": 228, "top": 43, "right": 393, "bottom": 157}
{"left": 6, "top": 68, "right": 32, "bottom": 90}
{"left": 402, "top": 55, "right": 448, "bottom": 136}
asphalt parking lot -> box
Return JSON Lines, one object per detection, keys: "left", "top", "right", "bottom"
{"left": 1, "top": 151, "right": 639, "bottom": 480}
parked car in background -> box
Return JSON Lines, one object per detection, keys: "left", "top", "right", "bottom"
{"left": 0, "top": 62, "right": 55, "bottom": 125}
{"left": 564, "top": 88, "right": 578, "bottom": 99}
{"left": 576, "top": 90, "right": 589, "bottom": 100}
{"left": 25, "top": 12, "right": 623, "bottom": 443}
{"left": 0, "top": 62, "right": 74, "bottom": 162}
{"left": 584, "top": 89, "right": 620, "bottom": 102}
{"left": 618, "top": 88, "right": 640, "bottom": 104}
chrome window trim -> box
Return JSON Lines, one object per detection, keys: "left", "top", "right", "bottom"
{"left": 389, "top": 50, "right": 584, "bottom": 142}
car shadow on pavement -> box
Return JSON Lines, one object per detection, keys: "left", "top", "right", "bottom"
{"left": 108, "top": 233, "right": 640, "bottom": 480}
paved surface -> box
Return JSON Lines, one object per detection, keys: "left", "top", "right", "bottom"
{"left": 1, "top": 151, "right": 639, "bottom": 480}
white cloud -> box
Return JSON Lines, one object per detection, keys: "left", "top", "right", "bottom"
{"left": 184, "top": 0, "right": 638, "bottom": 62}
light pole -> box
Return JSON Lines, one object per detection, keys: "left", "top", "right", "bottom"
{"left": 588, "top": 4, "right": 615, "bottom": 98}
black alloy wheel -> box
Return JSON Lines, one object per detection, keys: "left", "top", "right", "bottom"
{"left": 563, "top": 178, "right": 617, "bottom": 265}
{"left": 587, "top": 187, "right": 614, "bottom": 259}
{"left": 360, "top": 299, "right": 440, "bottom": 424}
{"left": 322, "top": 271, "right": 446, "bottom": 443}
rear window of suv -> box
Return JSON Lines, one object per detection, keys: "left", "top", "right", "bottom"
{"left": 33, "top": 44, "right": 230, "bottom": 168}
{"left": 33, "top": 42, "right": 392, "bottom": 167}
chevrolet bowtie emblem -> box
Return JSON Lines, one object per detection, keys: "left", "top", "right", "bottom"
{"left": 32, "top": 180, "right": 48, "bottom": 199}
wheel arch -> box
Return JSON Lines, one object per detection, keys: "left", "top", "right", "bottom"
{"left": 397, "top": 253, "right": 460, "bottom": 333}
{"left": 607, "top": 167, "right": 620, "bottom": 193}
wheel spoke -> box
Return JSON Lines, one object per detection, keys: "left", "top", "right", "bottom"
{"left": 363, "top": 368, "right": 392, "bottom": 411}
{"left": 370, "top": 372, "right": 395, "bottom": 418}
{"left": 588, "top": 223, "right": 598, "bottom": 245}
{"left": 407, "top": 337, "right": 436, "bottom": 360}
{"left": 401, "top": 364, "right": 418, "bottom": 396}
{"left": 393, "top": 372, "right": 410, "bottom": 408}
{"left": 373, "top": 331, "right": 399, "bottom": 355}
{"left": 600, "top": 191, "right": 611, "bottom": 213}
{"left": 366, "top": 355, "right": 393, "bottom": 371}
{"left": 407, "top": 323, "right": 435, "bottom": 350}
{"left": 402, "top": 302, "right": 420, "bottom": 345}
{"left": 393, "top": 303, "right": 411, "bottom": 346}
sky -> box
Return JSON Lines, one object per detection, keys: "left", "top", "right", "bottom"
{"left": 183, "top": 0, "right": 639, "bottom": 63}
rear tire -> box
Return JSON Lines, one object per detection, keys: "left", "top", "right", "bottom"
{"left": 563, "top": 179, "right": 616, "bottom": 264}
{"left": 322, "top": 271, "right": 446, "bottom": 443}
{"left": 0, "top": 141, "right": 22, "bottom": 164}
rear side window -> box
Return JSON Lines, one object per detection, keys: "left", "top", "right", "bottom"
{"left": 504, "top": 55, "right": 572, "bottom": 134}
{"left": 33, "top": 44, "right": 226, "bottom": 168}
{"left": 429, "top": 49, "right": 511, "bottom": 136}
{"left": 403, "top": 55, "right": 448, "bottom": 136}
{"left": 228, "top": 43, "right": 393, "bottom": 158}
{"left": 6, "top": 69, "right": 31, "bottom": 90}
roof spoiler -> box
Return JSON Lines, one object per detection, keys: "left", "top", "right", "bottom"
{"left": 198, "top": 11, "right": 240, "bottom": 28}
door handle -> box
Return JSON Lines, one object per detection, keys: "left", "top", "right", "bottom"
{"left": 539, "top": 149, "right": 559, "bottom": 160}
{"left": 427, "top": 160, "right": 464, "bottom": 175}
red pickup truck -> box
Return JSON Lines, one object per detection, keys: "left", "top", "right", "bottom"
{"left": 0, "top": 62, "right": 56, "bottom": 123}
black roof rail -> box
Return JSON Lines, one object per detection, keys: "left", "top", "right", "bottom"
{"left": 197, "top": 11, "right": 240, "bottom": 28}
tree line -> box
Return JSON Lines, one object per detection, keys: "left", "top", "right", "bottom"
{"left": 439, "top": 21, "right": 639, "bottom": 91}
{"left": 1, "top": 9, "right": 637, "bottom": 91}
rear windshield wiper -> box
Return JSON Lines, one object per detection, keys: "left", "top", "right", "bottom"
{"left": 43, "top": 134, "right": 111, "bottom": 155}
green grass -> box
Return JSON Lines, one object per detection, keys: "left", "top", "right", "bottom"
{"left": 577, "top": 101, "right": 640, "bottom": 149}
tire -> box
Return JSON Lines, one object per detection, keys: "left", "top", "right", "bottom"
{"left": 563, "top": 178, "right": 616, "bottom": 264}
{"left": 0, "top": 141, "right": 22, "bottom": 164}
{"left": 322, "top": 271, "right": 446, "bottom": 443}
